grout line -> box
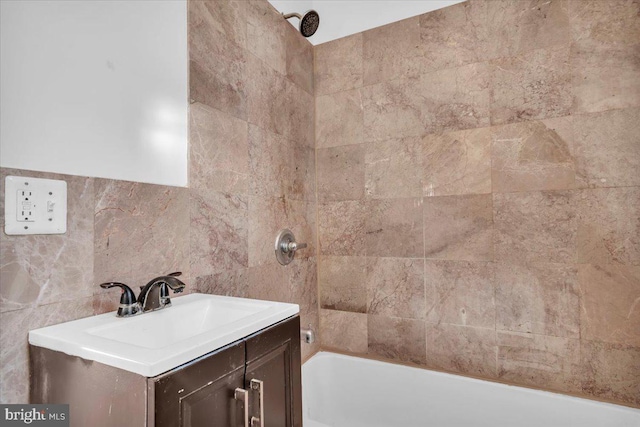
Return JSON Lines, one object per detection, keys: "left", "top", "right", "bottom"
{"left": 313, "top": 92, "right": 322, "bottom": 345}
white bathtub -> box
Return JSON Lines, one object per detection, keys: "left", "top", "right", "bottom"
{"left": 302, "top": 352, "right": 640, "bottom": 427}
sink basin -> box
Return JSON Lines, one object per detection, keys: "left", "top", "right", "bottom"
{"left": 86, "top": 296, "right": 262, "bottom": 349}
{"left": 29, "top": 293, "right": 299, "bottom": 377}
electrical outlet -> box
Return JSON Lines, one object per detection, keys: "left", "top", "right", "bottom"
{"left": 4, "top": 176, "right": 67, "bottom": 235}
{"left": 17, "top": 189, "right": 36, "bottom": 222}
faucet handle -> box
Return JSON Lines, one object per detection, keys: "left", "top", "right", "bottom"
{"left": 99, "top": 282, "right": 136, "bottom": 305}
{"left": 98, "top": 282, "right": 140, "bottom": 317}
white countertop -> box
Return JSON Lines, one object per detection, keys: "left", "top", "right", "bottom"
{"left": 29, "top": 293, "right": 299, "bottom": 377}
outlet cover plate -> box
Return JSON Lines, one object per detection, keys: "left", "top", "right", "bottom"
{"left": 4, "top": 176, "right": 67, "bottom": 235}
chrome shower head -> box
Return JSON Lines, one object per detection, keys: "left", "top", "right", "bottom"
{"left": 283, "top": 10, "right": 320, "bottom": 37}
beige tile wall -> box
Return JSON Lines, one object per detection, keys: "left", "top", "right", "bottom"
{"left": 0, "top": 0, "right": 637, "bottom": 410}
{"left": 0, "top": 0, "right": 317, "bottom": 403}
{"left": 316, "top": 0, "right": 639, "bottom": 408}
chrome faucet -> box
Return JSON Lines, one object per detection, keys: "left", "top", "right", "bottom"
{"left": 98, "top": 272, "right": 186, "bottom": 317}
{"left": 137, "top": 272, "right": 186, "bottom": 312}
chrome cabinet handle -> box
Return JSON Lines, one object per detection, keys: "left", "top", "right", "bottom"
{"left": 250, "top": 379, "right": 264, "bottom": 427}
{"left": 234, "top": 388, "right": 249, "bottom": 427}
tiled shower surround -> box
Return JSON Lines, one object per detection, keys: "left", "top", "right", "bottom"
{"left": 315, "top": 0, "right": 639, "bottom": 408}
{"left": 0, "top": 0, "right": 637, "bottom": 410}
{"left": 0, "top": 0, "right": 317, "bottom": 403}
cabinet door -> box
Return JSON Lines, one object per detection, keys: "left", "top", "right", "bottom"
{"left": 245, "top": 316, "right": 302, "bottom": 427}
{"left": 152, "top": 341, "right": 246, "bottom": 427}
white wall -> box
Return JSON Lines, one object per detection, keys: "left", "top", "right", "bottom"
{"left": 269, "top": 0, "right": 466, "bottom": 45}
{"left": 1, "top": 0, "right": 188, "bottom": 187}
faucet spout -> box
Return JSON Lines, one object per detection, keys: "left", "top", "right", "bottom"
{"left": 138, "top": 273, "right": 186, "bottom": 312}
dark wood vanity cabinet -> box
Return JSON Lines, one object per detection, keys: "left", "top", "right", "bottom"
{"left": 150, "top": 315, "right": 302, "bottom": 427}
{"left": 151, "top": 341, "right": 246, "bottom": 427}
{"left": 245, "top": 314, "right": 302, "bottom": 427}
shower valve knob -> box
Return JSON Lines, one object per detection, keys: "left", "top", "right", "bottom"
{"left": 284, "top": 241, "right": 307, "bottom": 253}
{"left": 275, "top": 229, "right": 307, "bottom": 265}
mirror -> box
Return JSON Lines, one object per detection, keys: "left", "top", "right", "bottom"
{"left": 0, "top": 0, "right": 188, "bottom": 187}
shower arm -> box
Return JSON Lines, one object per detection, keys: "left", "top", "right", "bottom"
{"left": 282, "top": 12, "right": 302, "bottom": 21}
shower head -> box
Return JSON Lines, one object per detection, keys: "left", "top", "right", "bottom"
{"left": 283, "top": 10, "right": 320, "bottom": 37}
{"left": 300, "top": 10, "right": 320, "bottom": 37}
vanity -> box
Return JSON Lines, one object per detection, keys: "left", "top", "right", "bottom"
{"left": 29, "top": 294, "right": 302, "bottom": 427}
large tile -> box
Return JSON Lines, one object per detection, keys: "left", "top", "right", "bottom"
{"left": 246, "top": 0, "right": 286, "bottom": 74}
{"left": 248, "top": 124, "right": 291, "bottom": 198}
{"left": 486, "top": 0, "right": 571, "bottom": 59}
{"left": 362, "top": 77, "right": 425, "bottom": 142}
{"left": 285, "top": 24, "right": 314, "bottom": 95}
{"left": 496, "top": 262, "right": 579, "bottom": 338}
{"left": 493, "top": 191, "right": 577, "bottom": 264}
{"left": 362, "top": 63, "right": 489, "bottom": 142}
{"left": 571, "top": 40, "right": 640, "bottom": 114}
{"left": 573, "top": 108, "right": 640, "bottom": 189}
{"left": 190, "top": 190, "right": 248, "bottom": 278}
{"left": 317, "top": 201, "right": 367, "bottom": 256}
{"left": 247, "top": 114, "right": 314, "bottom": 202}
{"left": 314, "top": 34, "right": 363, "bottom": 96}
{"left": 1, "top": 169, "right": 94, "bottom": 312}
{"left": 247, "top": 257, "right": 317, "bottom": 315}
{"left": 419, "top": 62, "right": 490, "bottom": 134}
{"left": 320, "top": 309, "right": 368, "bottom": 354}
{"left": 366, "top": 257, "right": 425, "bottom": 320}
{"left": 569, "top": 0, "right": 640, "bottom": 45}
{"left": 579, "top": 264, "right": 640, "bottom": 346}
{"left": 248, "top": 196, "right": 315, "bottom": 267}
{"left": 283, "top": 69, "right": 315, "bottom": 148}
{"left": 248, "top": 257, "right": 319, "bottom": 360}
{"left": 247, "top": 54, "right": 314, "bottom": 146}
{"left": 576, "top": 187, "right": 640, "bottom": 266}
{"left": 491, "top": 116, "right": 576, "bottom": 192}
{"left": 497, "top": 331, "right": 581, "bottom": 393}
{"left": 425, "top": 260, "right": 495, "bottom": 328}
{"left": 290, "top": 145, "right": 315, "bottom": 201}
{"left": 362, "top": 63, "right": 489, "bottom": 141}
{"left": 93, "top": 180, "right": 190, "bottom": 289}
{"left": 319, "top": 256, "right": 366, "bottom": 313}
{"left": 315, "top": 89, "right": 363, "bottom": 149}
{"left": 581, "top": 340, "right": 640, "bottom": 407}
{"left": 189, "top": 0, "right": 247, "bottom": 49}
{"left": 490, "top": 46, "right": 572, "bottom": 125}
{"left": 363, "top": 16, "right": 421, "bottom": 86}
{"left": 92, "top": 290, "right": 120, "bottom": 316}
{"left": 418, "top": 0, "right": 490, "bottom": 72}
{"left": 316, "top": 145, "right": 365, "bottom": 202}
{"left": 190, "top": 102, "right": 249, "bottom": 195}
{"left": 426, "top": 324, "right": 497, "bottom": 378}
{"left": 365, "top": 198, "right": 424, "bottom": 258}
{"left": 246, "top": 55, "right": 288, "bottom": 137}
{"left": 424, "top": 194, "right": 493, "bottom": 261}
{"left": 189, "top": 8, "right": 247, "bottom": 120}
{"left": 423, "top": 127, "right": 491, "bottom": 197}
{"left": 287, "top": 257, "right": 319, "bottom": 343}
{"left": 0, "top": 298, "right": 94, "bottom": 403}
{"left": 365, "top": 137, "right": 423, "bottom": 199}
{"left": 194, "top": 268, "right": 250, "bottom": 298}
{"left": 367, "top": 315, "right": 426, "bottom": 365}
{"left": 425, "top": 62, "right": 492, "bottom": 135}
